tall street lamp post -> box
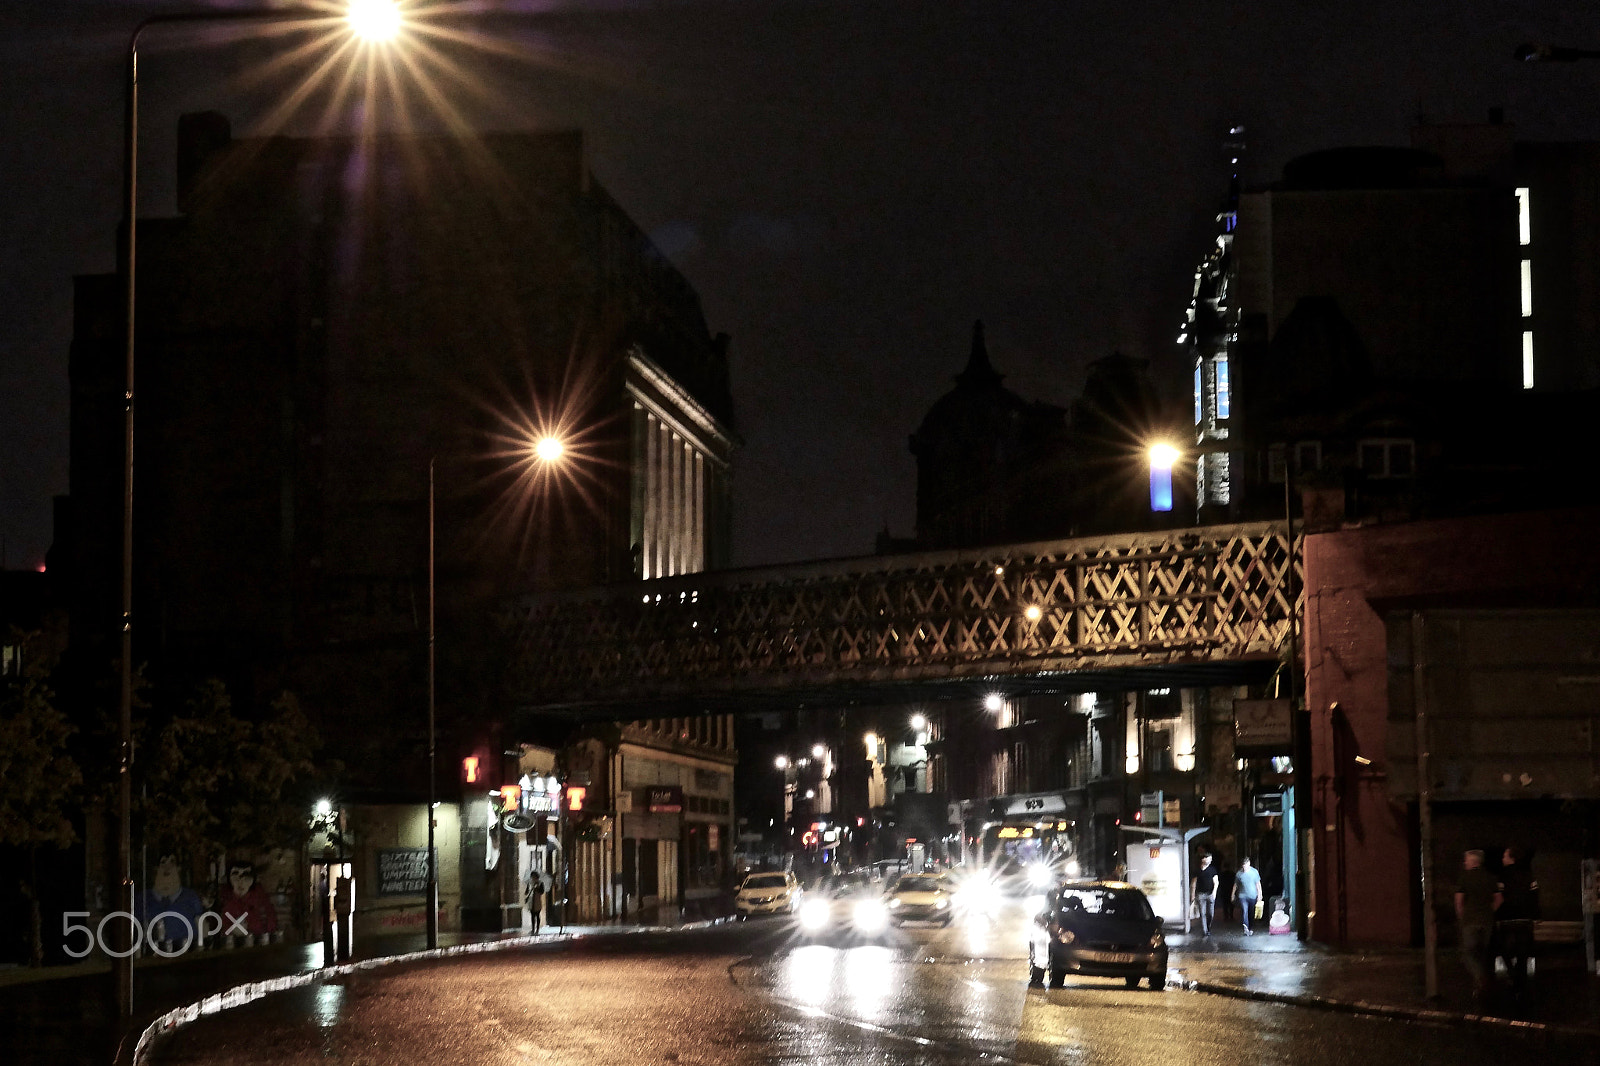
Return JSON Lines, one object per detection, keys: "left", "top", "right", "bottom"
{"left": 1145, "top": 441, "right": 1307, "bottom": 937}
{"left": 115, "top": 2, "right": 404, "bottom": 1025}
{"left": 426, "top": 436, "right": 565, "bottom": 949}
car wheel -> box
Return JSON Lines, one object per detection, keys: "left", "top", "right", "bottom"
{"left": 1124, "top": 976, "right": 1141, "bottom": 989}
{"left": 1147, "top": 975, "right": 1164, "bottom": 990}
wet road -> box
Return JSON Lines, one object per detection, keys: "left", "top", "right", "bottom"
{"left": 145, "top": 913, "right": 1596, "bottom": 1065}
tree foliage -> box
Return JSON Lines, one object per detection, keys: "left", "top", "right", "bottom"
{"left": 0, "top": 619, "right": 81, "bottom": 851}
{"left": 138, "top": 680, "right": 321, "bottom": 864}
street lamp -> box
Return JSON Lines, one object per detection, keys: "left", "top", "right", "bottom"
{"left": 1145, "top": 439, "right": 1307, "bottom": 938}
{"left": 114, "top": 1, "right": 400, "bottom": 1025}
{"left": 428, "top": 434, "right": 564, "bottom": 948}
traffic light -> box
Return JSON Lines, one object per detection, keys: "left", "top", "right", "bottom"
{"left": 462, "top": 755, "right": 480, "bottom": 784}
{"left": 564, "top": 785, "right": 587, "bottom": 812}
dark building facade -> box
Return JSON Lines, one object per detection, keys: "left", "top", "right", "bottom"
{"left": 1182, "top": 122, "right": 1599, "bottom": 529}
{"left": 64, "top": 115, "right": 737, "bottom": 932}
{"left": 901, "top": 321, "right": 1172, "bottom": 551}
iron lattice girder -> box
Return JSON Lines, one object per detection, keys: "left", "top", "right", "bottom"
{"left": 505, "top": 521, "right": 1299, "bottom": 710}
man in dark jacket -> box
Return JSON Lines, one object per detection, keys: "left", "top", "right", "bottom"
{"left": 1497, "top": 847, "right": 1538, "bottom": 997}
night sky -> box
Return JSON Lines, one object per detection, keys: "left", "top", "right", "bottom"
{"left": 2, "top": 1, "right": 1597, "bottom": 573}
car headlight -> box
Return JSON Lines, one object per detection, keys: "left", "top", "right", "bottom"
{"left": 888, "top": 897, "right": 902, "bottom": 908}
{"left": 956, "top": 878, "right": 1001, "bottom": 912}
{"left": 1149, "top": 931, "right": 1165, "bottom": 948}
{"left": 798, "top": 899, "right": 832, "bottom": 931}
{"left": 853, "top": 900, "right": 888, "bottom": 932}
{"left": 1055, "top": 928, "right": 1076, "bottom": 944}
{"left": 1027, "top": 864, "right": 1055, "bottom": 888}
{"left": 934, "top": 897, "right": 949, "bottom": 910}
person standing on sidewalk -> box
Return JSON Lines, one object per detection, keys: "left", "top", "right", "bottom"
{"left": 1496, "top": 847, "right": 1538, "bottom": 999}
{"left": 1232, "top": 857, "right": 1262, "bottom": 935}
{"left": 1454, "top": 849, "right": 1503, "bottom": 1008}
{"left": 525, "top": 874, "right": 546, "bottom": 935}
{"left": 1191, "top": 853, "right": 1219, "bottom": 936}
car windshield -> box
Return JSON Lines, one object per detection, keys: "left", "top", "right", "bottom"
{"left": 743, "top": 874, "right": 788, "bottom": 889}
{"left": 895, "top": 877, "right": 944, "bottom": 893}
{"left": 1055, "top": 887, "right": 1153, "bottom": 921}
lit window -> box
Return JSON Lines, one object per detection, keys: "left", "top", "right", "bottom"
{"left": 1521, "top": 259, "right": 1533, "bottom": 318}
{"left": 1523, "top": 331, "right": 1535, "bottom": 390}
{"left": 1516, "top": 187, "right": 1531, "bottom": 246}
{"left": 1193, "top": 363, "right": 1203, "bottom": 424}
{"left": 1215, "top": 355, "right": 1231, "bottom": 419}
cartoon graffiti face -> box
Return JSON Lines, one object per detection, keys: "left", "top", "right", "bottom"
{"left": 154, "top": 854, "right": 184, "bottom": 900}
{"left": 229, "top": 864, "right": 255, "bottom": 897}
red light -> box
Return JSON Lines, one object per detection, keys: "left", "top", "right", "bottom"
{"left": 856, "top": 817, "right": 865, "bottom": 827}
{"left": 565, "top": 785, "right": 587, "bottom": 812}
{"left": 462, "top": 756, "right": 480, "bottom": 783}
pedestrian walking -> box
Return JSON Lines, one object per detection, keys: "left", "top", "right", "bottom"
{"left": 1496, "top": 847, "right": 1538, "bottom": 999}
{"left": 1232, "top": 857, "right": 1262, "bottom": 935}
{"left": 1190, "top": 853, "right": 1218, "bottom": 936}
{"left": 525, "top": 874, "right": 546, "bottom": 935}
{"left": 1454, "top": 849, "right": 1503, "bottom": 1008}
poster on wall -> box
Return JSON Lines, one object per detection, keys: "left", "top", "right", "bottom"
{"left": 376, "top": 847, "right": 435, "bottom": 896}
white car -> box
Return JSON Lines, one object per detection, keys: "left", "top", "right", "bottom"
{"left": 735, "top": 871, "right": 802, "bottom": 917}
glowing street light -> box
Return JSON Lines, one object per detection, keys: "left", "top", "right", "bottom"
{"left": 347, "top": 0, "right": 404, "bottom": 42}
{"left": 774, "top": 755, "right": 789, "bottom": 770}
{"left": 534, "top": 435, "right": 566, "bottom": 464}
{"left": 811, "top": 743, "right": 826, "bottom": 760}
{"left": 1148, "top": 442, "right": 1180, "bottom": 513}
{"left": 909, "top": 713, "right": 928, "bottom": 731}
{"left": 1024, "top": 604, "right": 1042, "bottom": 621}
{"left": 984, "top": 693, "right": 1005, "bottom": 713}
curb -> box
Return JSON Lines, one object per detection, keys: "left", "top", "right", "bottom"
{"left": 1166, "top": 974, "right": 1600, "bottom": 1042}
{"left": 128, "top": 918, "right": 728, "bottom": 1065}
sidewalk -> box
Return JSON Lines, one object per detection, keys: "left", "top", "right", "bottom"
{"left": 1167, "top": 925, "right": 1600, "bottom": 1037}
{"left": 0, "top": 911, "right": 707, "bottom": 1066}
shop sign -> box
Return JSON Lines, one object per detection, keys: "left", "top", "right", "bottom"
{"left": 646, "top": 786, "right": 684, "bottom": 813}
{"left": 1004, "top": 793, "right": 1066, "bottom": 817}
{"left": 1235, "top": 698, "right": 1293, "bottom": 755}
{"left": 376, "top": 847, "right": 434, "bottom": 897}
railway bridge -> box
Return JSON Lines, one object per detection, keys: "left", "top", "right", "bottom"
{"left": 503, "top": 520, "right": 1300, "bottom": 717}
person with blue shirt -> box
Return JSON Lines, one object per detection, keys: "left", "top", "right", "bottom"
{"left": 1231, "top": 857, "right": 1263, "bottom": 935}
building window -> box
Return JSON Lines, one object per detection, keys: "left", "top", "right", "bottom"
{"left": 1359, "top": 438, "right": 1415, "bottom": 479}
{"left": 1523, "top": 330, "right": 1535, "bottom": 390}
{"left": 1265, "top": 443, "right": 1286, "bottom": 484}
{"left": 1193, "top": 363, "right": 1203, "bottom": 425}
{"left": 1521, "top": 259, "right": 1533, "bottom": 318}
{"left": 1215, "top": 354, "right": 1231, "bottom": 419}
{"left": 1294, "top": 441, "right": 1321, "bottom": 475}
{"left": 1516, "top": 186, "right": 1531, "bottom": 247}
